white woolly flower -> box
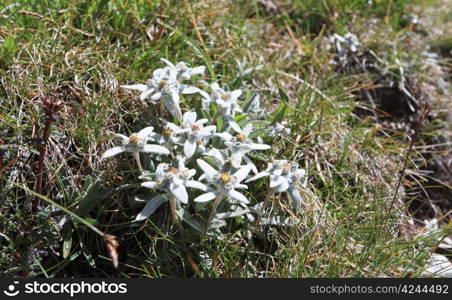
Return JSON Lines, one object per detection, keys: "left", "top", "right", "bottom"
{"left": 247, "top": 160, "right": 306, "bottom": 209}
{"left": 329, "top": 33, "right": 361, "bottom": 54}
{"left": 194, "top": 159, "right": 251, "bottom": 205}
{"left": 268, "top": 122, "right": 291, "bottom": 137}
{"left": 215, "top": 123, "right": 270, "bottom": 169}
{"left": 140, "top": 160, "right": 207, "bottom": 205}
{"left": 160, "top": 58, "right": 206, "bottom": 81}
{"left": 120, "top": 59, "right": 203, "bottom": 120}
{"left": 102, "top": 126, "right": 169, "bottom": 158}
{"left": 200, "top": 82, "right": 243, "bottom": 117}
{"left": 179, "top": 111, "right": 216, "bottom": 159}
{"left": 138, "top": 159, "right": 208, "bottom": 223}
{"left": 202, "top": 147, "right": 258, "bottom": 175}
{"left": 157, "top": 119, "right": 184, "bottom": 149}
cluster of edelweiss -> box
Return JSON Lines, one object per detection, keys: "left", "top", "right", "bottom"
{"left": 102, "top": 58, "right": 306, "bottom": 232}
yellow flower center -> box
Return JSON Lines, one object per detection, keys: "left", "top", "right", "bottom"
{"left": 159, "top": 80, "right": 169, "bottom": 87}
{"left": 129, "top": 135, "right": 140, "bottom": 144}
{"left": 163, "top": 129, "right": 172, "bottom": 137}
{"left": 282, "top": 163, "right": 291, "bottom": 171}
{"left": 191, "top": 124, "right": 200, "bottom": 131}
{"left": 235, "top": 134, "right": 246, "bottom": 142}
{"left": 221, "top": 94, "right": 230, "bottom": 100}
{"left": 219, "top": 173, "right": 232, "bottom": 183}
{"left": 168, "top": 168, "right": 179, "bottom": 174}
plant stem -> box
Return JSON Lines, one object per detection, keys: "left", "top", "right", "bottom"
{"left": 32, "top": 116, "right": 53, "bottom": 212}
{"left": 134, "top": 152, "right": 144, "bottom": 173}
{"left": 169, "top": 196, "right": 178, "bottom": 224}
{"left": 207, "top": 192, "right": 223, "bottom": 227}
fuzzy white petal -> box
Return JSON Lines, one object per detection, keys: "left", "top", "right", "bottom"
{"left": 183, "top": 111, "right": 197, "bottom": 125}
{"left": 185, "top": 180, "right": 208, "bottom": 191}
{"left": 165, "top": 92, "right": 182, "bottom": 120}
{"left": 275, "top": 177, "right": 290, "bottom": 192}
{"left": 120, "top": 84, "right": 149, "bottom": 92}
{"left": 270, "top": 175, "right": 285, "bottom": 189}
{"left": 228, "top": 190, "right": 249, "bottom": 204}
{"left": 248, "top": 143, "right": 271, "bottom": 150}
{"left": 215, "top": 132, "right": 233, "bottom": 141}
{"left": 102, "top": 146, "right": 125, "bottom": 158}
{"left": 141, "top": 181, "right": 160, "bottom": 189}
{"left": 184, "top": 140, "right": 197, "bottom": 159}
{"left": 233, "top": 165, "right": 251, "bottom": 183}
{"left": 137, "top": 126, "right": 155, "bottom": 139}
{"left": 288, "top": 187, "right": 302, "bottom": 209}
{"left": 194, "top": 191, "right": 217, "bottom": 203}
{"left": 191, "top": 66, "right": 205, "bottom": 75}
{"left": 140, "top": 88, "right": 155, "bottom": 101}
{"left": 246, "top": 171, "right": 269, "bottom": 183}
{"left": 141, "top": 144, "right": 170, "bottom": 155}
{"left": 170, "top": 183, "right": 188, "bottom": 204}
{"left": 230, "top": 151, "right": 243, "bottom": 168}
{"left": 196, "top": 159, "right": 218, "bottom": 178}
{"left": 114, "top": 134, "right": 129, "bottom": 142}
{"left": 160, "top": 58, "right": 175, "bottom": 68}
{"left": 150, "top": 92, "right": 162, "bottom": 101}
{"left": 156, "top": 164, "right": 165, "bottom": 178}
{"left": 229, "top": 121, "right": 242, "bottom": 134}
{"left": 231, "top": 89, "right": 242, "bottom": 99}
{"left": 135, "top": 195, "right": 167, "bottom": 221}
{"left": 211, "top": 82, "right": 220, "bottom": 92}
{"left": 242, "top": 123, "right": 253, "bottom": 137}
{"left": 181, "top": 86, "right": 200, "bottom": 94}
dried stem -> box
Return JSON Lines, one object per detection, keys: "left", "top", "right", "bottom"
{"left": 384, "top": 102, "right": 430, "bottom": 228}
{"left": 32, "top": 96, "right": 61, "bottom": 212}
{"left": 169, "top": 196, "right": 178, "bottom": 224}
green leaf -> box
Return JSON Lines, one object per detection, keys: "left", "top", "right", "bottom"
{"left": 76, "top": 180, "right": 112, "bottom": 215}
{"left": 278, "top": 87, "right": 289, "bottom": 104}
{"left": 177, "top": 208, "right": 204, "bottom": 234}
{"left": 80, "top": 239, "right": 96, "bottom": 267}
{"left": 271, "top": 102, "right": 288, "bottom": 125}
{"left": 84, "top": 218, "right": 98, "bottom": 226}
{"left": 62, "top": 227, "right": 74, "bottom": 258}
{"left": 3, "top": 36, "right": 15, "bottom": 54}
{"left": 11, "top": 182, "right": 104, "bottom": 236}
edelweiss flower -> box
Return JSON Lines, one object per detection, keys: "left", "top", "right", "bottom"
{"left": 194, "top": 159, "right": 251, "bottom": 205}
{"left": 247, "top": 160, "right": 306, "bottom": 209}
{"left": 202, "top": 147, "right": 258, "bottom": 174}
{"left": 141, "top": 160, "right": 207, "bottom": 204}
{"left": 102, "top": 127, "right": 169, "bottom": 158}
{"left": 160, "top": 58, "right": 206, "bottom": 81}
{"left": 121, "top": 59, "right": 204, "bottom": 120}
{"left": 140, "top": 159, "right": 207, "bottom": 222}
{"left": 201, "top": 82, "right": 243, "bottom": 118}
{"left": 329, "top": 33, "right": 361, "bottom": 54}
{"left": 158, "top": 119, "right": 184, "bottom": 149}
{"left": 179, "top": 111, "right": 216, "bottom": 159}
{"left": 268, "top": 122, "right": 291, "bottom": 137}
{"left": 216, "top": 123, "right": 270, "bottom": 168}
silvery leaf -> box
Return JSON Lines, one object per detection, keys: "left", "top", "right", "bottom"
{"left": 177, "top": 208, "right": 204, "bottom": 233}
{"left": 135, "top": 195, "right": 167, "bottom": 221}
{"left": 216, "top": 209, "right": 251, "bottom": 219}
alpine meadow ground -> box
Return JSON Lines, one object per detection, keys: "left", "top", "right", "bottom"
{"left": 0, "top": 0, "right": 451, "bottom": 278}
